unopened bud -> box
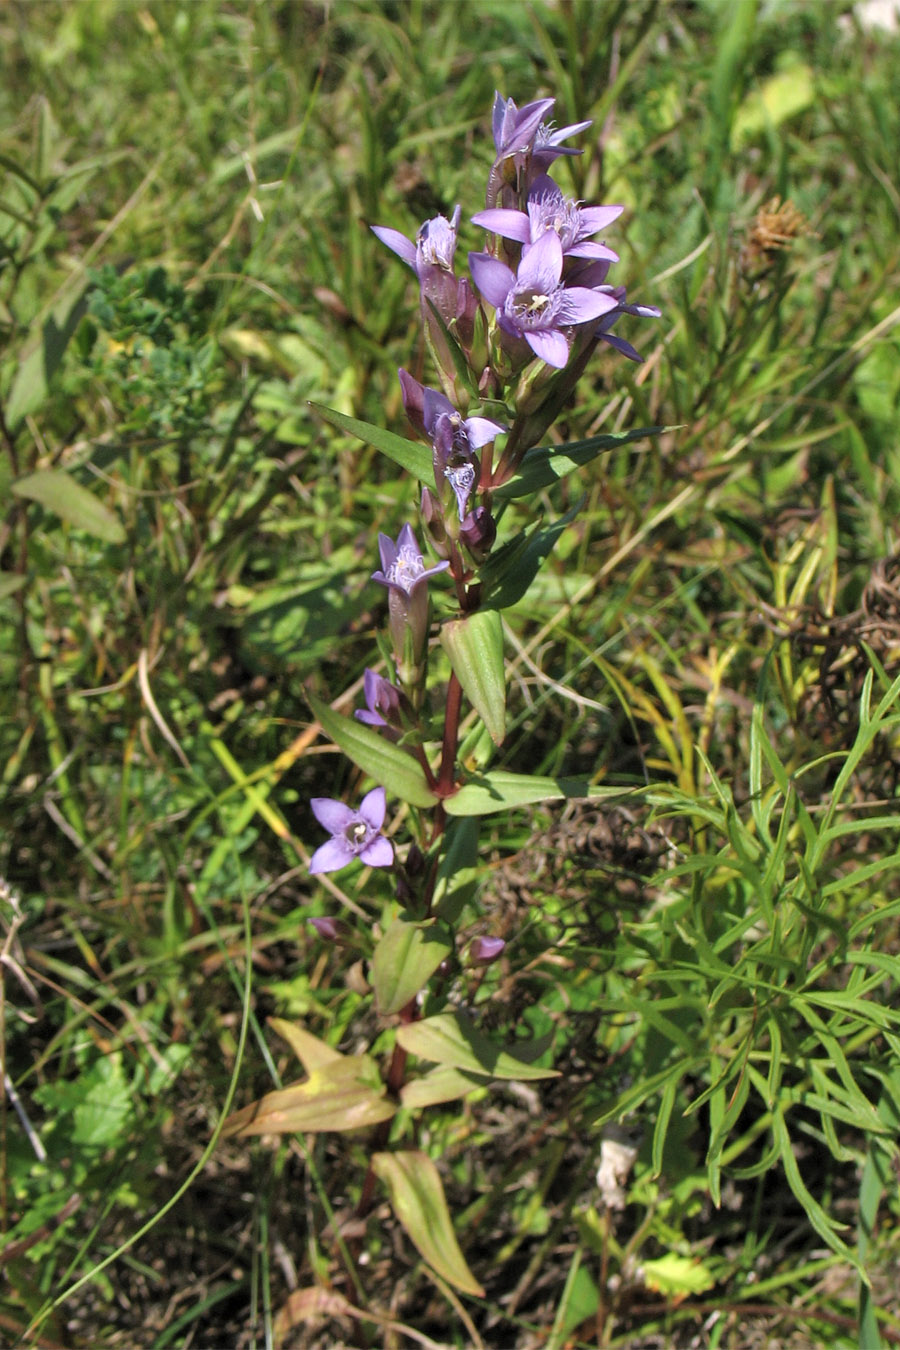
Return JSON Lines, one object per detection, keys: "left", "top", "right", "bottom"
{"left": 470, "top": 936, "right": 505, "bottom": 966}
{"left": 459, "top": 506, "right": 496, "bottom": 563}
{"left": 309, "top": 916, "right": 343, "bottom": 941}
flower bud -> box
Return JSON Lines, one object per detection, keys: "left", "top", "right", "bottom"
{"left": 469, "top": 936, "right": 505, "bottom": 966}
{"left": 309, "top": 916, "right": 343, "bottom": 941}
{"left": 398, "top": 368, "right": 427, "bottom": 438}
{"left": 459, "top": 506, "right": 497, "bottom": 563}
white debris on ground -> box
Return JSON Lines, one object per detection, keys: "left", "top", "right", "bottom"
{"left": 596, "top": 1126, "right": 640, "bottom": 1211}
{"left": 841, "top": 0, "right": 900, "bottom": 31}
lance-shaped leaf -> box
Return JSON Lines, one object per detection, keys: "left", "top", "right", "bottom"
{"left": 440, "top": 607, "right": 506, "bottom": 745}
{"left": 479, "top": 502, "right": 581, "bottom": 612}
{"left": 372, "top": 917, "right": 453, "bottom": 1016}
{"left": 397, "top": 1011, "right": 559, "bottom": 1081}
{"left": 13, "top": 470, "right": 126, "bottom": 544}
{"left": 309, "top": 403, "right": 433, "bottom": 485}
{"left": 444, "top": 771, "right": 634, "bottom": 817}
{"left": 221, "top": 1054, "right": 395, "bottom": 1137}
{"left": 400, "top": 1066, "right": 489, "bottom": 1110}
{"left": 7, "top": 282, "right": 89, "bottom": 430}
{"left": 494, "top": 426, "right": 666, "bottom": 501}
{"left": 433, "top": 816, "right": 480, "bottom": 923}
{"left": 268, "top": 1018, "right": 343, "bottom": 1073}
{"left": 309, "top": 693, "right": 437, "bottom": 809}
{"left": 372, "top": 1150, "right": 484, "bottom": 1297}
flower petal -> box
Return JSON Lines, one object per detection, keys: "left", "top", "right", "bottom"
{"left": 558, "top": 285, "right": 619, "bottom": 324}
{"left": 526, "top": 328, "right": 570, "bottom": 368}
{"left": 310, "top": 797, "right": 354, "bottom": 832}
{"left": 517, "top": 230, "right": 563, "bottom": 291}
{"left": 358, "top": 785, "right": 387, "bottom": 830}
{"left": 470, "top": 208, "right": 532, "bottom": 243}
{"left": 309, "top": 837, "right": 353, "bottom": 874}
{"left": 468, "top": 252, "right": 515, "bottom": 309}
{"left": 579, "top": 204, "right": 625, "bottom": 232}
{"left": 601, "top": 332, "right": 644, "bottom": 362}
{"left": 359, "top": 835, "right": 394, "bottom": 869}
{"left": 566, "top": 241, "right": 620, "bottom": 262}
{"left": 423, "top": 387, "right": 456, "bottom": 434}
{"left": 371, "top": 226, "right": 418, "bottom": 271}
{"left": 464, "top": 416, "right": 505, "bottom": 448}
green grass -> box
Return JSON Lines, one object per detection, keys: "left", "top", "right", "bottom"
{"left": 3, "top": 1, "right": 900, "bottom": 1346}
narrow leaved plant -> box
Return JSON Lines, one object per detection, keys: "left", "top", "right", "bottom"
{"left": 222, "top": 91, "right": 661, "bottom": 1299}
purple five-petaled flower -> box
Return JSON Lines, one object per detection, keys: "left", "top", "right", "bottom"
{"left": 469, "top": 230, "right": 618, "bottom": 369}
{"left": 308, "top": 787, "right": 394, "bottom": 875}
{"left": 473, "top": 174, "right": 622, "bottom": 263}
{"left": 371, "top": 523, "right": 450, "bottom": 669}
{"left": 371, "top": 522, "right": 450, "bottom": 597}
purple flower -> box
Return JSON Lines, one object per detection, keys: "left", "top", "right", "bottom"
{"left": 487, "top": 94, "right": 592, "bottom": 207}
{"left": 371, "top": 523, "right": 450, "bottom": 669}
{"left": 371, "top": 206, "right": 461, "bottom": 277}
{"left": 423, "top": 386, "right": 505, "bottom": 522}
{"left": 309, "top": 787, "right": 394, "bottom": 875}
{"left": 473, "top": 175, "right": 622, "bottom": 262}
{"left": 373, "top": 213, "right": 474, "bottom": 392}
{"left": 371, "top": 522, "right": 450, "bottom": 597}
{"left": 355, "top": 667, "right": 402, "bottom": 729}
{"left": 469, "top": 230, "right": 618, "bottom": 369}
{"left": 491, "top": 93, "right": 555, "bottom": 161}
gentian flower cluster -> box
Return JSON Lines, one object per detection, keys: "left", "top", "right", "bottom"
{"left": 307, "top": 90, "right": 658, "bottom": 889}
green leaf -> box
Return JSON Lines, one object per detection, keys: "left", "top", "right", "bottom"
{"left": 0, "top": 573, "right": 27, "bottom": 600}
{"left": 397, "top": 1011, "right": 559, "bottom": 1081}
{"left": 547, "top": 1253, "right": 600, "bottom": 1348}
{"left": 445, "top": 771, "right": 633, "bottom": 817}
{"left": 652, "top": 1077, "right": 678, "bottom": 1179}
{"left": 7, "top": 283, "right": 90, "bottom": 430}
{"left": 772, "top": 1107, "right": 857, "bottom": 1269}
{"left": 400, "top": 1066, "right": 488, "bottom": 1110}
{"left": 371, "top": 918, "right": 453, "bottom": 1016}
{"left": 495, "top": 427, "right": 666, "bottom": 500}
{"left": 440, "top": 608, "right": 506, "bottom": 745}
{"left": 372, "top": 1150, "right": 484, "bottom": 1297}
{"left": 480, "top": 502, "right": 581, "bottom": 611}
{"left": 432, "top": 816, "right": 480, "bottom": 923}
{"left": 12, "top": 470, "right": 126, "bottom": 544}
{"left": 309, "top": 402, "right": 433, "bottom": 484}
{"left": 641, "top": 1253, "right": 716, "bottom": 1297}
{"left": 308, "top": 694, "right": 437, "bottom": 809}
{"left": 71, "top": 1053, "right": 133, "bottom": 1148}
{"left": 268, "top": 1018, "right": 343, "bottom": 1073}
{"left": 221, "top": 1056, "right": 396, "bottom": 1137}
